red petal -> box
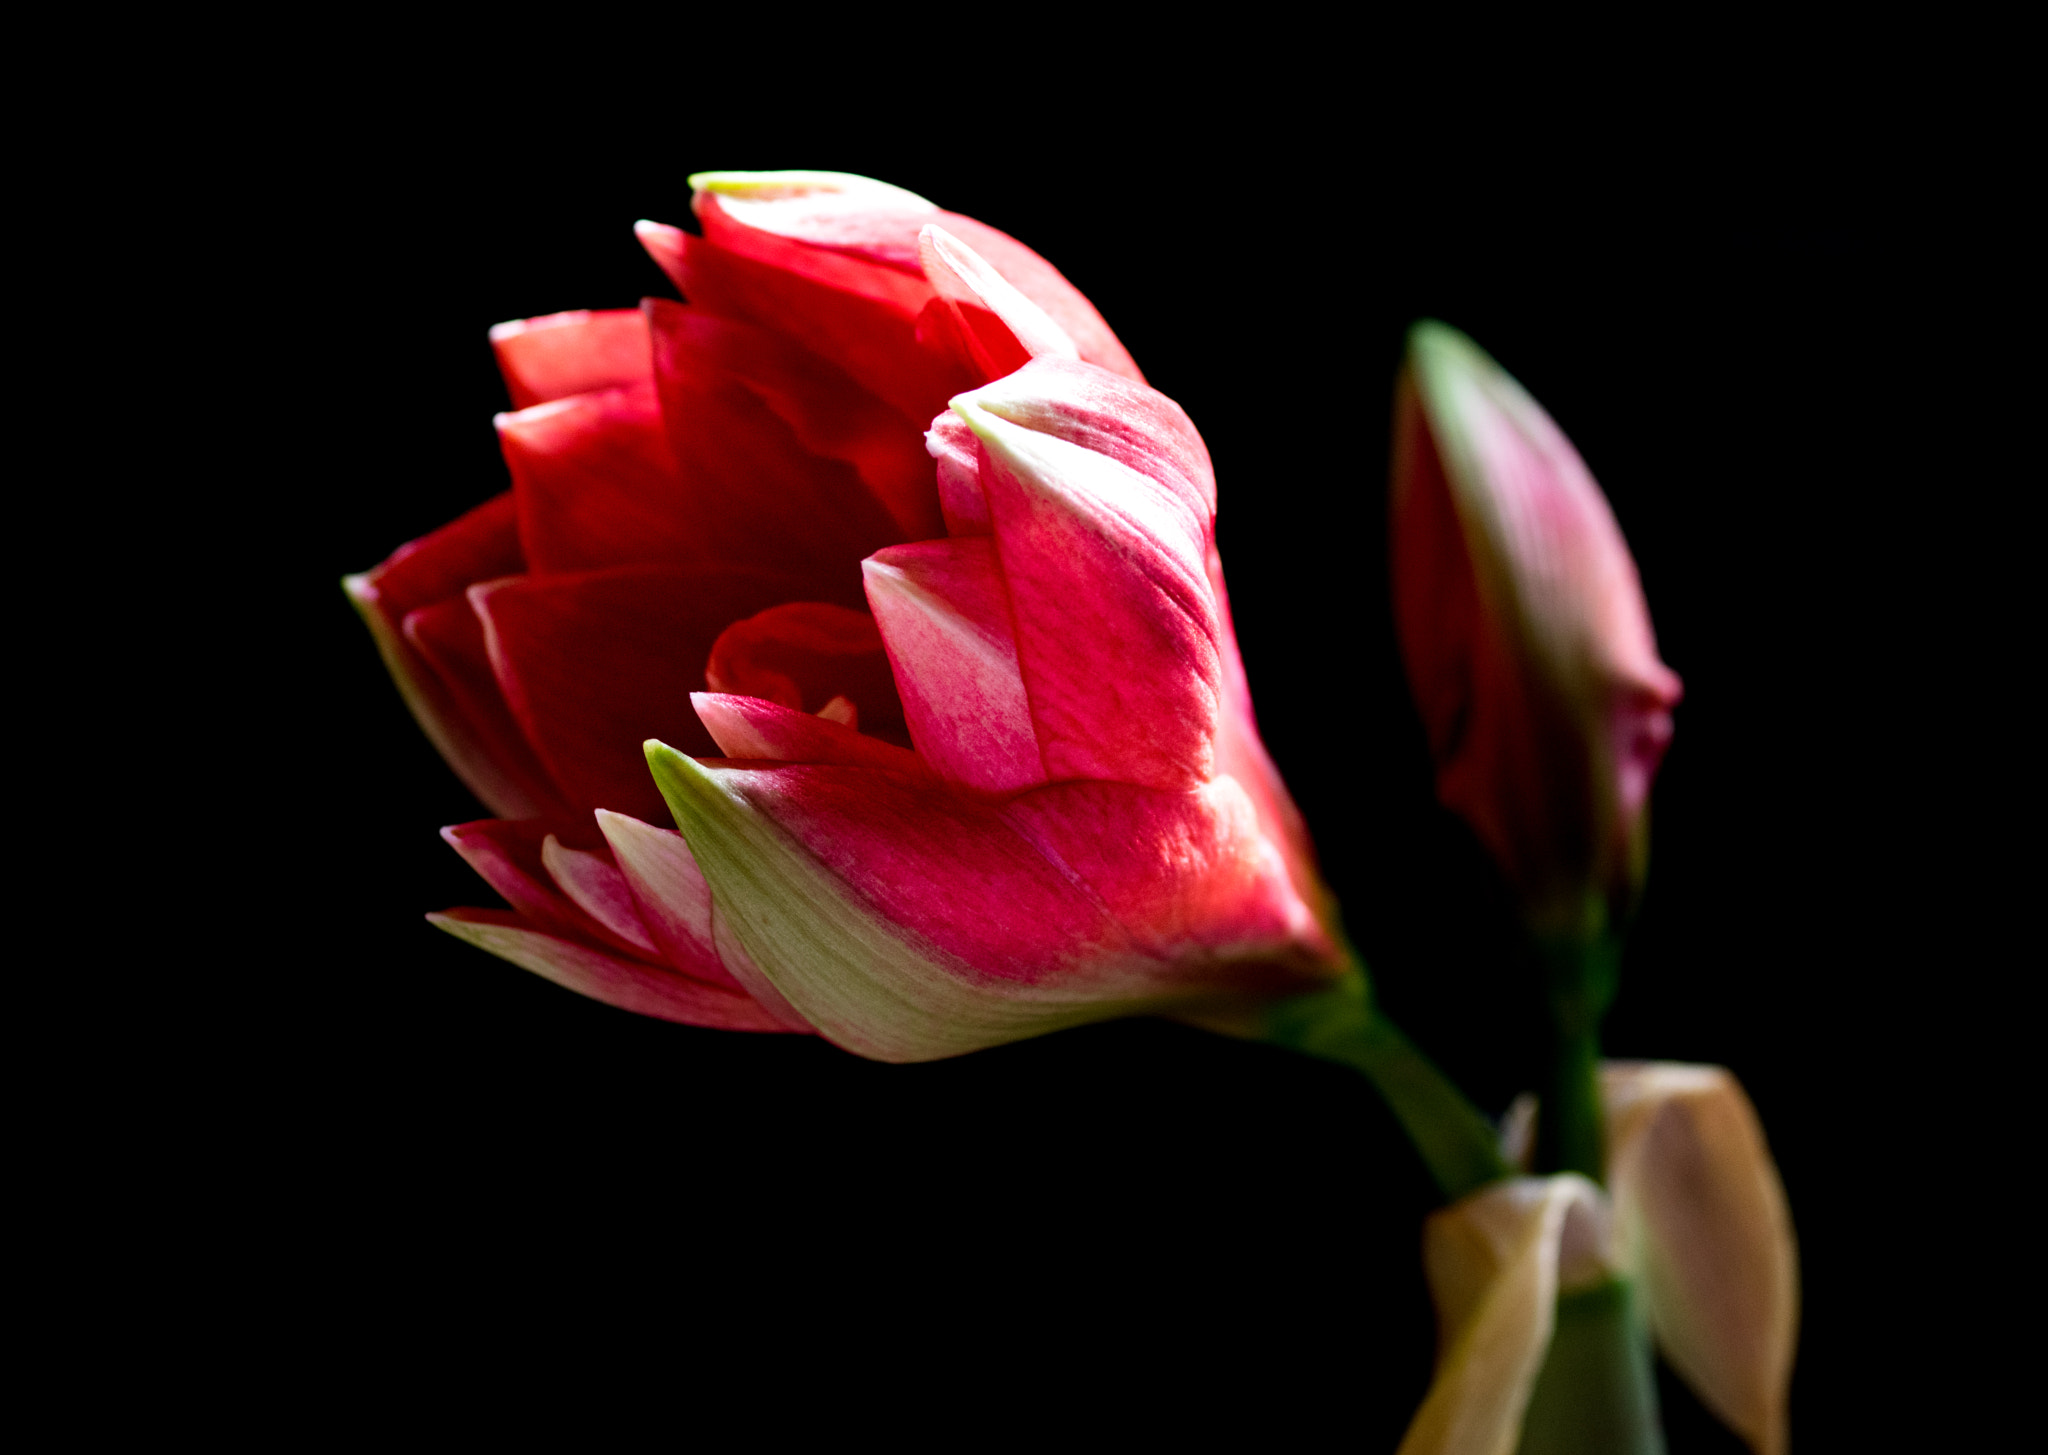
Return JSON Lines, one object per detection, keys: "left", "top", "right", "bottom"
{"left": 471, "top": 564, "right": 814, "bottom": 822}
{"left": 540, "top": 833, "right": 660, "bottom": 959}
{"left": 862, "top": 539, "right": 1044, "bottom": 795}
{"left": 489, "top": 308, "right": 652, "bottom": 410}
{"left": 355, "top": 491, "right": 524, "bottom": 620}
{"left": 636, "top": 220, "right": 976, "bottom": 432}
{"left": 645, "top": 298, "right": 940, "bottom": 544}
{"left": 401, "top": 599, "right": 573, "bottom": 819}
{"left": 643, "top": 300, "right": 910, "bottom": 601}
{"left": 593, "top": 809, "right": 777, "bottom": 1003}
{"left": 496, "top": 383, "right": 703, "bottom": 576}
{"left": 917, "top": 224, "right": 1077, "bottom": 381}
{"left": 703, "top": 602, "right": 908, "bottom": 748}
{"left": 429, "top": 908, "right": 793, "bottom": 1032}
{"left": 691, "top": 692, "right": 932, "bottom": 778}
{"left": 440, "top": 818, "right": 648, "bottom": 960}
{"left": 924, "top": 410, "right": 991, "bottom": 537}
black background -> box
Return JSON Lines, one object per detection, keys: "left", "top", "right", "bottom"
{"left": 202, "top": 80, "right": 1979, "bottom": 1444}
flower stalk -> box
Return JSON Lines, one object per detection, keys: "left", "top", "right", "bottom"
{"left": 1258, "top": 966, "right": 1510, "bottom": 1202}
{"left": 1535, "top": 931, "right": 1621, "bottom": 1183}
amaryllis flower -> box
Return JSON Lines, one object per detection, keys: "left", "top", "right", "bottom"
{"left": 1401, "top": 1063, "right": 1797, "bottom": 1455}
{"left": 346, "top": 171, "right": 1341, "bottom": 1058}
{"left": 1390, "top": 323, "right": 1684, "bottom": 940}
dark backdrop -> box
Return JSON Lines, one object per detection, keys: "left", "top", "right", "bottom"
{"left": 218, "top": 95, "right": 1952, "bottom": 1445}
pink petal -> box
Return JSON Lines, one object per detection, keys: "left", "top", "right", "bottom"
{"left": 647, "top": 749, "right": 1337, "bottom": 1061}
{"left": 924, "top": 411, "right": 991, "bottom": 537}
{"left": 489, "top": 308, "right": 652, "bottom": 410}
{"left": 691, "top": 692, "right": 932, "bottom": 778}
{"left": 469, "top": 564, "right": 813, "bottom": 822}
{"left": 954, "top": 361, "right": 1222, "bottom": 791}
{"left": 496, "top": 383, "right": 704, "bottom": 576}
{"left": 643, "top": 299, "right": 940, "bottom": 544}
{"left": 682, "top": 172, "right": 1143, "bottom": 384}
{"left": 917, "top": 224, "right": 1079, "bottom": 380}
{"left": 399, "top": 598, "right": 573, "bottom": 820}
{"left": 594, "top": 810, "right": 807, "bottom": 1027}
{"left": 540, "top": 833, "right": 659, "bottom": 959}
{"left": 440, "top": 818, "right": 649, "bottom": 960}
{"left": 703, "top": 602, "right": 908, "bottom": 749}
{"left": 1205, "top": 546, "right": 1333, "bottom": 928}
{"left": 429, "top": 908, "right": 793, "bottom": 1033}
{"left": 636, "top": 219, "right": 976, "bottom": 434}
{"left": 862, "top": 539, "right": 1044, "bottom": 795}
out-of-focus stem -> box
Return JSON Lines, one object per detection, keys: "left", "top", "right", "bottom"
{"left": 1534, "top": 934, "right": 1620, "bottom": 1182}
{"left": 1260, "top": 969, "right": 1508, "bottom": 1202}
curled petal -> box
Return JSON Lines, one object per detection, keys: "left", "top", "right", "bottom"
{"left": 636, "top": 218, "right": 974, "bottom": 432}
{"left": 402, "top": 600, "right": 571, "bottom": 820}
{"left": 924, "top": 411, "right": 991, "bottom": 537}
{"left": 917, "top": 224, "right": 1079, "bottom": 381}
{"left": 489, "top": 308, "right": 652, "bottom": 410}
{"left": 1604, "top": 1063, "right": 1797, "bottom": 1455}
{"left": 686, "top": 170, "right": 1143, "bottom": 383}
{"left": 1407, "top": 1176, "right": 1619, "bottom": 1455}
{"left": 644, "top": 743, "right": 1331, "bottom": 1062}
{"left": 704, "top": 603, "right": 908, "bottom": 747}
{"left": 863, "top": 539, "right": 1044, "bottom": 795}
{"left": 428, "top": 908, "right": 790, "bottom": 1033}
{"left": 955, "top": 362, "right": 1221, "bottom": 790}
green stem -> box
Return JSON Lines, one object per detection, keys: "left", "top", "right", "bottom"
{"left": 1259, "top": 970, "right": 1509, "bottom": 1202}
{"left": 1516, "top": 1276, "right": 1665, "bottom": 1455}
{"left": 1533, "top": 934, "right": 1619, "bottom": 1182}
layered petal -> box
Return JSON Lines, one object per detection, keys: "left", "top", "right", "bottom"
{"left": 636, "top": 218, "right": 973, "bottom": 432}
{"left": 645, "top": 742, "right": 1333, "bottom": 1062}
{"left": 1407, "top": 1176, "right": 1644, "bottom": 1455}
{"left": 1604, "top": 1063, "right": 1797, "bottom": 1455}
{"left": 344, "top": 493, "right": 564, "bottom": 819}
{"left": 692, "top": 693, "right": 931, "bottom": 779}
{"left": 1392, "top": 322, "right": 1683, "bottom": 931}
{"left": 687, "top": 170, "right": 1143, "bottom": 384}
{"left": 469, "top": 564, "right": 811, "bottom": 822}
{"left": 642, "top": 299, "right": 912, "bottom": 600}
{"left": 401, "top": 600, "right": 571, "bottom": 819}
{"left": 863, "top": 538, "right": 1044, "bottom": 795}
{"left": 496, "top": 383, "right": 702, "bottom": 576}
{"left": 916, "top": 224, "right": 1080, "bottom": 381}
{"left": 953, "top": 359, "right": 1222, "bottom": 790}
{"left": 489, "top": 308, "right": 652, "bottom": 410}
{"left": 428, "top": 908, "right": 789, "bottom": 1032}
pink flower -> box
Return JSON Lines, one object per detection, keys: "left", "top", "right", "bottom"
{"left": 1390, "top": 324, "right": 1684, "bottom": 939}
{"left": 346, "top": 172, "right": 1341, "bottom": 1059}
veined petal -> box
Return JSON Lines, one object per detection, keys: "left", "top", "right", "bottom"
{"left": 470, "top": 564, "right": 812, "bottom": 822}
{"left": 489, "top": 308, "right": 652, "bottom": 410}
{"left": 592, "top": 809, "right": 747, "bottom": 995}
{"left": 862, "top": 539, "right": 1045, "bottom": 795}
{"left": 428, "top": 908, "right": 791, "bottom": 1033}
{"left": 496, "top": 383, "right": 703, "bottom": 576}
{"left": 1405, "top": 1176, "right": 1616, "bottom": 1455}
{"left": 644, "top": 744, "right": 1330, "bottom": 1062}
{"left": 344, "top": 494, "right": 558, "bottom": 819}
{"left": 704, "top": 603, "right": 908, "bottom": 748}
{"left": 924, "top": 411, "right": 991, "bottom": 537}
{"left": 917, "top": 224, "right": 1079, "bottom": 381}
{"left": 1604, "top": 1063, "right": 1797, "bottom": 1455}
{"left": 955, "top": 363, "right": 1221, "bottom": 790}
{"left": 692, "top": 693, "right": 931, "bottom": 778}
